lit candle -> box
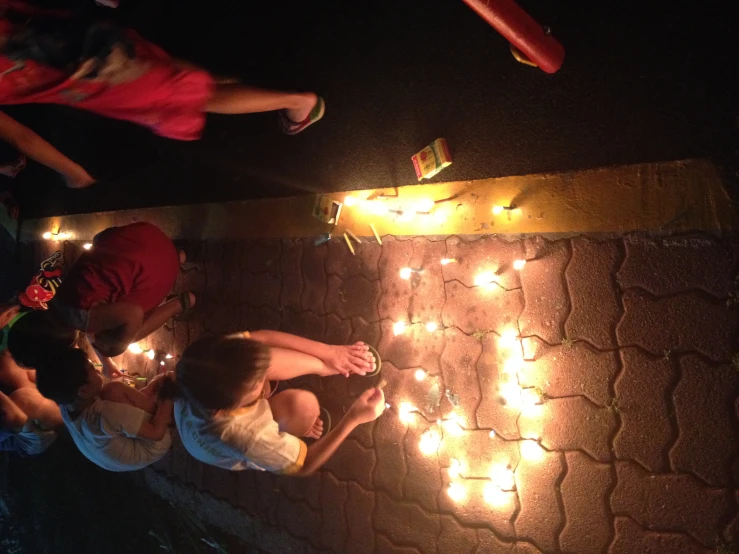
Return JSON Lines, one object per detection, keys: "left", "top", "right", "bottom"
{"left": 448, "top": 458, "right": 462, "bottom": 479}
{"left": 474, "top": 271, "right": 496, "bottom": 287}
{"left": 483, "top": 482, "right": 508, "bottom": 507}
{"left": 513, "top": 259, "right": 526, "bottom": 270}
{"left": 414, "top": 369, "right": 427, "bottom": 381}
{"left": 419, "top": 429, "right": 441, "bottom": 455}
{"left": 440, "top": 258, "right": 456, "bottom": 265}
{"left": 393, "top": 321, "right": 407, "bottom": 336}
{"left": 146, "top": 350, "right": 155, "bottom": 360}
{"left": 344, "top": 196, "right": 358, "bottom": 207}
{"left": 165, "top": 354, "right": 173, "bottom": 359}
{"left": 398, "top": 402, "right": 416, "bottom": 424}
{"left": 42, "top": 232, "right": 52, "bottom": 240}
{"left": 520, "top": 439, "right": 545, "bottom": 461}
{"left": 127, "top": 343, "right": 144, "bottom": 354}
{"left": 399, "top": 267, "right": 413, "bottom": 280}
{"left": 425, "top": 321, "right": 438, "bottom": 332}
{"left": 83, "top": 243, "right": 93, "bottom": 250}
{"left": 447, "top": 482, "right": 466, "bottom": 502}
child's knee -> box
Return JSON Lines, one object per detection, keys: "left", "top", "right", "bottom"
{"left": 273, "top": 389, "right": 319, "bottom": 419}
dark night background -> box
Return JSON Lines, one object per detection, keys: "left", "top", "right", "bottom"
{"left": 4, "top": 0, "right": 739, "bottom": 219}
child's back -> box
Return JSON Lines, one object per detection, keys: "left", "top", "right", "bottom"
{"left": 61, "top": 381, "right": 171, "bottom": 472}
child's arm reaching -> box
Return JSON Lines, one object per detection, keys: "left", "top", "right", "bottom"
{"left": 0, "top": 112, "right": 95, "bottom": 188}
{"left": 247, "top": 330, "right": 372, "bottom": 377}
{"left": 136, "top": 377, "right": 175, "bottom": 441}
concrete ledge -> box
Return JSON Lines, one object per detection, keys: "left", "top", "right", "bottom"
{"left": 19, "top": 159, "right": 737, "bottom": 241}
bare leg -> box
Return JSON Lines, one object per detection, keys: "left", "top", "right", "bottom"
{"left": 206, "top": 84, "right": 317, "bottom": 122}
{"left": 264, "top": 347, "right": 337, "bottom": 381}
{"left": 269, "top": 389, "right": 321, "bottom": 437}
{"left": 133, "top": 292, "right": 196, "bottom": 341}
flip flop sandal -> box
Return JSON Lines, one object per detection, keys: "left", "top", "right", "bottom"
{"left": 263, "top": 380, "right": 281, "bottom": 400}
{"left": 168, "top": 292, "right": 195, "bottom": 321}
{"left": 364, "top": 344, "right": 382, "bottom": 377}
{"left": 279, "top": 96, "right": 325, "bottom": 135}
{"left": 319, "top": 407, "right": 332, "bottom": 436}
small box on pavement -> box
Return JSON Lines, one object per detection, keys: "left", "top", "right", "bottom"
{"left": 412, "top": 138, "right": 452, "bottom": 180}
{"left": 313, "top": 195, "right": 343, "bottom": 225}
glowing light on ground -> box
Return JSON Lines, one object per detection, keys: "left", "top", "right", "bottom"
{"left": 415, "top": 198, "right": 435, "bottom": 213}
{"left": 483, "top": 482, "right": 509, "bottom": 507}
{"left": 425, "top": 321, "right": 438, "bottom": 332}
{"left": 474, "top": 271, "right": 496, "bottom": 287}
{"left": 502, "top": 355, "right": 524, "bottom": 376}
{"left": 499, "top": 382, "right": 522, "bottom": 409}
{"left": 344, "top": 196, "right": 358, "bottom": 207}
{"left": 165, "top": 354, "right": 173, "bottom": 359}
{"left": 399, "top": 267, "right": 413, "bottom": 280}
{"left": 146, "top": 350, "right": 156, "bottom": 360}
{"left": 419, "top": 429, "right": 441, "bottom": 455}
{"left": 398, "top": 402, "right": 417, "bottom": 424}
{"left": 83, "top": 243, "right": 93, "bottom": 250}
{"left": 442, "top": 415, "right": 465, "bottom": 436}
{"left": 492, "top": 206, "right": 504, "bottom": 215}
{"left": 432, "top": 209, "right": 448, "bottom": 224}
{"left": 489, "top": 430, "right": 496, "bottom": 438}
{"left": 397, "top": 210, "right": 416, "bottom": 222}
{"left": 520, "top": 388, "right": 542, "bottom": 413}
{"left": 520, "top": 439, "right": 545, "bottom": 461}
{"left": 393, "top": 321, "right": 407, "bottom": 336}
{"left": 127, "top": 343, "right": 144, "bottom": 354}
{"left": 513, "top": 259, "right": 527, "bottom": 270}
{"left": 490, "top": 465, "right": 515, "bottom": 491}
{"left": 42, "top": 232, "right": 52, "bottom": 240}
{"left": 440, "top": 258, "right": 456, "bottom": 265}
{"left": 414, "top": 369, "right": 427, "bottom": 381}
{"left": 498, "top": 329, "right": 519, "bottom": 349}
{"left": 448, "top": 458, "right": 462, "bottom": 479}
{"left": 447, "top": 482, "right": 466, "bottom": 503}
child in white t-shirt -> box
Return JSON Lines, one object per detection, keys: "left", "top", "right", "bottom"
{"left": 36, "top": 348, "right": 174, "bottom": 472}
{"left": 175, "top": 330, "right": 385, "bottom": 476}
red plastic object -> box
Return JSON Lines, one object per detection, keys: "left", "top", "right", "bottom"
{"left": 462, "top": 0, "right": 565, "bottom": 73}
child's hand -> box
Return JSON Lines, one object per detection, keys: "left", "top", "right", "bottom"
{"left": 347, "top": 388, "right": 386, "bottom": 425}
{"left": 0, "top": 304, "right": 19, "bottom": 329}
{"left": 324, "top": 342, "right": 373, "bottom": 377}
{"left": 64, "top": 167, "right": 96, "bottom": 189}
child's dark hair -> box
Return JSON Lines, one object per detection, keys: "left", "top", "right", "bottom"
{"left": 35, "top": 348, "right": 92, "bottom": 404}
{"left": 7, "top": 310, "right": 77, "bottom": 368}
{"left": 176, "top": 335, "right": 271, "bottom": 411}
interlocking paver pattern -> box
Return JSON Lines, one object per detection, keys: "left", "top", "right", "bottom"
{"left": 47, "top": 232, "right": 739, "bottom": 553}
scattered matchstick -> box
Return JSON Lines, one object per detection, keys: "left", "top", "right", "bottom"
{"left": 370, "top": 223, "right": 382, "bottom": 245}
{"left": 343, "top": 233, "right": 355, "bottom": 255}
{"left": 377, "top": 378, "right": 388, "bottom": 389}
{"left": 346, "top": 229, "right": 362, "bottom": 243}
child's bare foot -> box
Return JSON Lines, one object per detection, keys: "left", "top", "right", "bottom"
{"left": 175, "top": 292, "right": 197, "bottom": 316}
{"left": 178, "top": 250, "right": 187, "bottom": 265}
{"left": 303, "top": 416, "right": 324, "bottom": 439}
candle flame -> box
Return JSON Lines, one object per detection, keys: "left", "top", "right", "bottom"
{"left": 447, "top": 482, "right": 466, "bottom": 502}
{"left": 393, "top": 321, "right": 407, "bottom": 336}
{"left": 127, "top": 343, "right": 144, "bottom": 354}
{"left": 513, "top": 259, "right": 527, "bottom": 270}
{"left": 414, "top": 369, "right": 427, "bottom": 381}
{"left": 425, "top": 321, "right": 438, "bottom": 332}
{"left": 419, "top": 429, "right": 441, "bottom": 455}
{"left": 474, "top": 271, "right": 496, "bottom": 287}
{"left": 399, "top": 267, "right": 413, "bottom": 280}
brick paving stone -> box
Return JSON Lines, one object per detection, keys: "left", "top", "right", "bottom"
{"left": 402, "top": 237, "right": 448, "bottom": 324}
{"left": 326, "top": 236, "right": 381, "bottom": 281}
{"left": 280, "top": 239, "right": 304, "bottom": 310}
{"left": 240, "top": 270, "right": 281, "bottom": 308}
{"left": 442, "top": 280, "right": 525, "bottom": 336}
{"left": 477, "top": 333, "right": 521, "bottom": 439}
{"left": 324, "top": 313, "right": 353, "bottom": 346}
{"left": 221, "top": 241, "right": 242, "bottom": 301}
{"left": 617, "top": 289, "right": 736, "bottom": 360}
{"left": 512, "top": 543, "right": 543, "bottom": 554}
{"left": 403, "top": 424, "right": 443, "bottom": 512}
{"left": 241, "top": 239, "right": 282, "bottom": 276}
{"left": 613, "top": 347, "right": 674, "bottom": 472}
{"left": 438, "top": 431, "right": 519, "bottom": 539}
{"left": 203, "top": 239, "right": 224, "bottom": 303}
{"left": 277, "top": 496, "right": 322, "bottom": 544}
{"left": 253, "top": 471, "right": 281, "bottom": 525}
{"left": 349, "top": 316, "right": 383, "bottom": 349}
{"left": 519, "top": 397, "right": 617, "bottom": 462}
{"left": 242, "top": 304, "right": 282, "bottom": 331}
{"left": 518, "top": 237, "right": 571, "bottom": 345}
{"left": 203, "top": 299, "right": 240, "bottom": 335}
{"left": 323, "top": 438, "right": 375, "bottom": 491}
{"left": 611, "top": 461, "right": 731, "bottom": 547}
{"left": 236, "top": 471, "right": 259, "bottom": 514}
{"left": 176, "top": 265, "right": 207, "bottom": 298}
{"left": 373, "top": 393, "right": 408, "bottom": 498}
{"left": 514, "top": 449, "right": 565, "bottom": 553}
{"left": 617, "top": 235, "right": 738, "bottom": 297}
{"left": 319, "top": 473, "right": 348, "bottom": 554}
{"left": 378, "top": 319, "right": 447, "bottom": 374}
{"left": 609, "top": 517, "right": 713, "bottom": 554}
{"left": 375, "top": 535, "right": 422, "bottom": 554}
{"left": 202, "top": 465, "right": 240, "bottom": 507}
{"left": 375, "top": 491, "right": 440, "bottom": 554}
{"left": 281, "top": 308, "right": 328, "bottom": 342}
{"left": 564, "top": 237, "right": 622, "bottom": 349}
{"left": 670, "top": 355, "right": 739, "bottom": 487}
{"left": 519, "top": 337, "right": 618, "bottom": 407}
{"left": 325, "top": 274, "right": 381, "bottom": 321}
{"left": 277, "top": 472, "right": 322, "bottom": 511}
{"left": 378, "top": 236, "right": 416, "bottom": 321}
{"left": 559, "top": 451, "right": 614, "bottom": 554}
{"left": 441, "top": 328, "right": 483, "bottom": 428}
{"left": 345, "top": 482, "right": 375, "bottom": 554}
{"left": 443, "top": 235, "right": 526, "bottom": 291}
{"left": 301, "top": 242, "right": 329, "bottom": 313}
{"left": 438, "top": 515, "right": 479, "bottom": 554}
{"left": 476, "top": 530, "right": 514, "bottom": 554}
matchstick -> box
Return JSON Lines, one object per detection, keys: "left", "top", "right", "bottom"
{"left": 346, "top": 229, "right": 362, "bottom": 243}
{"left": 370, "top": 223, "right": 382, "bottom": 245}
{"left": 343, "top": 233, "right": 355, "bottom": 255}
